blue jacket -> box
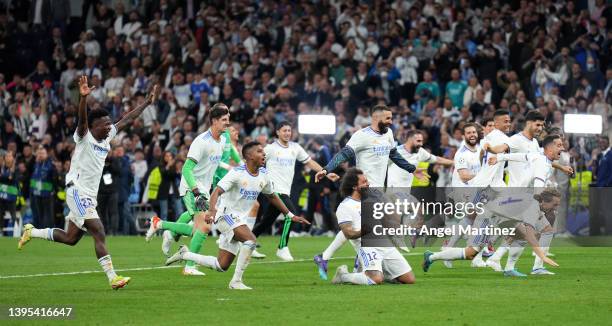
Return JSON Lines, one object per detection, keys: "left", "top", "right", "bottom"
{"left": 596, "top": 149, "right": 612, "bottom": 187}
{"left": 30, "top": 159, "right": 55, "bottom": 197}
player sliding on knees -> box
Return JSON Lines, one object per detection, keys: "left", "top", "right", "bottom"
{"left": 165, "top": 142, "right": 310, "bottom": 290}
{"left": 146, "top": 104, "right": 230, "bottom": 276}
{"left": 422, "top": 186, "right": 560, "bottom": 275}
{"left": 313, "top": 104, "right": 417, "bottom": 280}
{"left": 18, "top": 76, "right": 160, "bottom": 290}
{"left": 331, "top": 168, "right": 416, "bottom": 286}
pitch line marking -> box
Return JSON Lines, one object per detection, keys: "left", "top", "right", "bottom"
{"left": 0, "top": 253, "right": 420, "bottom": 279}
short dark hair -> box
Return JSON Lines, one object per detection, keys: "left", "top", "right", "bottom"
{"left": 493, "top": 109, "right": 510, "bottom": 118}
{"left": 209, "top": 103, "right": 229, "bottom": 123}
{"left": 542, "top": 134, "right": 561, "bottom": 148}
{"left": 276, "top": 120, "right": 292, "bottom": 131}
{"left": 406, "top": 129, "right": 423, "bottom": 139}
{"left": 482, "top": 117, "right": 494, "bottom": 126}
{"left": 525, "top": 110, "right": 545, "bottom": 122}
{"left": 370, "top": 104, "right": 391, "bottom": 115}
{"left": 88, "top": 109, "right": 111, "bottom": 127}
{"left": 462, "top": 122, "right": 478, "bottom": 134}
{"left": 340, "top": 168, "right": 364, "bottom": 198}
{"left": 242, "top": 141, "right": 261, "bottom": 158}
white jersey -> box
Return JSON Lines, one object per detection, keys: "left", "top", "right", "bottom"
{"left": 498, "top": 152, "right": 553, "bottom": 189}
{"left": 471, "top": 128, "right": 512, "bottom": 187}
{"left": 66, "top": 125, "right": 118, "bottom": 197}
{"left": 336, "top": 197, "right": 362, "bottom": 249}
{"left": 507, "top": 132, "right": 540, "bottom": 187}
{"left": 179, "top": 129, "right": 225, "bottom": 196}
{"left": 451, "top": 142, "right": 481, "bottom": 187}
{"left": 346, "top": 126, "right": 395, "bottom": 187}
{"left": 387, "top": 146, "right": 437, "bottom": 187}
{"left": 215, "top": 164, "right": 273, "bottom": 220}
{"left": 264, "top": 141, "right": 310, "bottom": 195}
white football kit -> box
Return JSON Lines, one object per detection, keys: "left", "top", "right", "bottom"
{"left": 65, "top": 125, "right": 118, "bottom": 230}
{"left": 214, "top": 165, "right": 273, "bottom": 254}
{"left": 336, "top": 197, "right": 412, "bottom": 280}
{"left": 507, "top": 132, "right": 541, "bottom": 187}
{"left": 179, "top": 129, "right": 225, "bottom": 196}
{"left": 346, "top": 127, "right": 396, "bottom": 187}
{"left": 451, "top": 142, "right": 481, "bottom": 187}
{"left": 470, "top": 129, "right": 514, "bottom": 187}
{"left": 264, "top": 141, "right": 310, "bottom": 195}
{"left": 387, "top": 146, "right": 437, "bottom": 188}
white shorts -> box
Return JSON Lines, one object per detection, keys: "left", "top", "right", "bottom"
{"left": 65, "top": 186, "right": 99, "bottom": 231}
{"left": 357, "top": 246, "right": 412, "bottom": 281}
{"left": 215, "top": 213, "right": 247, "bottom": 255}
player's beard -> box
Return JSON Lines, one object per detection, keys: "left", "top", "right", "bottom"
{"left": 378, "top": 121, "right": 391, "bottom": 134}
{"left": 359, "top": 186, "right": 370, "bottom": 200}
{"left": 467, "top": 137, "right": 478, "bottom": 146}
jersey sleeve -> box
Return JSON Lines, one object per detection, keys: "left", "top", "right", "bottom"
{"left": 507, "top": 135, "right": 521, "bottom": 152}
{"left": 261, "top": 173, "right": 274, "bottom": 195}
{"left": 107, "top": 124, "right": 118, "bottom": 141}
{"left": 186, "top": 137, "right": 207, "bottom": 163}
{"left": 532, "top": 155, "right": 549, "bottom": 188}
{"left": 73, "top": 130, "right": 87, "bottom": 143}
{"left": 217, "top": 168, "right": 238, "bottom": 192}
{"left": 346, "top": 130, "right": 364, "bottom": 152}
{"left": 230, "top": 144, "right": 241, "bottom": 164}
{"left": 295, "top": 143, "right": 311, "bottom": 163}
{"left": 454, "top": 152, "right": 469, "bottom": 170}
{"left": 419, "top": 148, "right": 438, "bottom": 163}
{"left": 336, "top": 203, "right": 354, "bottom": 225}
{"left": 264, "top": 144, "right": 273, "bottom": 162}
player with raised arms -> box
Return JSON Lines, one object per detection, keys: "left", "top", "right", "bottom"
{"left": 18, "top": 76, "right": 159, "bottom": 290}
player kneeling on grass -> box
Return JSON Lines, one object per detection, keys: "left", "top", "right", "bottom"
{"left": 422, "top": 187, "right": 560, "bottom": 276}
{"left": 331, "top": 168, "right": 416, "bottom": 286}
{"left": 165, "top": 142, "right": 310, "bottom": 290}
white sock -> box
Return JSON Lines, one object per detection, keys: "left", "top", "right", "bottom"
{"left": 447, "top": 218, "right": 471, "bottom": 247}
{"left": 472, "top": 250, "right": 485, "bottom": 263}
{"left": 183, "top": 252, "right": 224, "bottom": 271}
{"left": 322, "top": 232, "right": 347, "bottom": 260}
{"left": 98, "top": 255, "right": 118, "bottom": 282}
{"left": 340, "top": 272, "right": 374, "bottom": 285}
{"left": 430, "top": 248, "right": 465, "bottom": 261}
{"left": 231, "top": 240, "right": 255, "bottom": 283}
{"left": 245, "top": 216, "right": 256, "bottom": 231}
{"left": 31, "top": 228, "right": 54, "bottom": 241}
{"left": 533, "top": 231, "right": 554, "bottom": 270}
{"left": 487, "top": 239, "right": 511, "bottom": 263}
{"left": 505, "top": 241, "right": 526, "bottom": 271}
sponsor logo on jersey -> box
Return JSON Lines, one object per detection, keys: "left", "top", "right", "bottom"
{"left": 92, "top": 144, "right": 109, "bottom": 157}
{"left": 274, "top": 157, "right": 294, "bottom": 166}
{"left": 239, "top": 188, "right": 260, "bottom": 200}
{"left": 372, "top": 144, "right": 392, "bottom": 156}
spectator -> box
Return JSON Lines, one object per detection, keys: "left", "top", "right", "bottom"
{"left": 30, "top": 145, "right": 55, "bottom": 228}
{"left": 0, "top": 151, "right": 18, "bottom": 235}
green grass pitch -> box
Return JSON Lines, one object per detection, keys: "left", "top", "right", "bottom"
{"left": 1, "top": 235, "right": 611, "bottom": 325}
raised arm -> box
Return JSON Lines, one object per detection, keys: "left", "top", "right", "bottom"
{"left": 389, "top": 147, "right": 416, "bottom": 173}
{"left": 77, "top": 76, "right": 95, "bottom": 138}
{"left": 115, "top": 85, "right": 160, "bottom": 132}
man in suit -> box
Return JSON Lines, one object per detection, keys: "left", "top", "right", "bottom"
{"left": 592, "top": 136, "right": 612, "bottom": 235}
